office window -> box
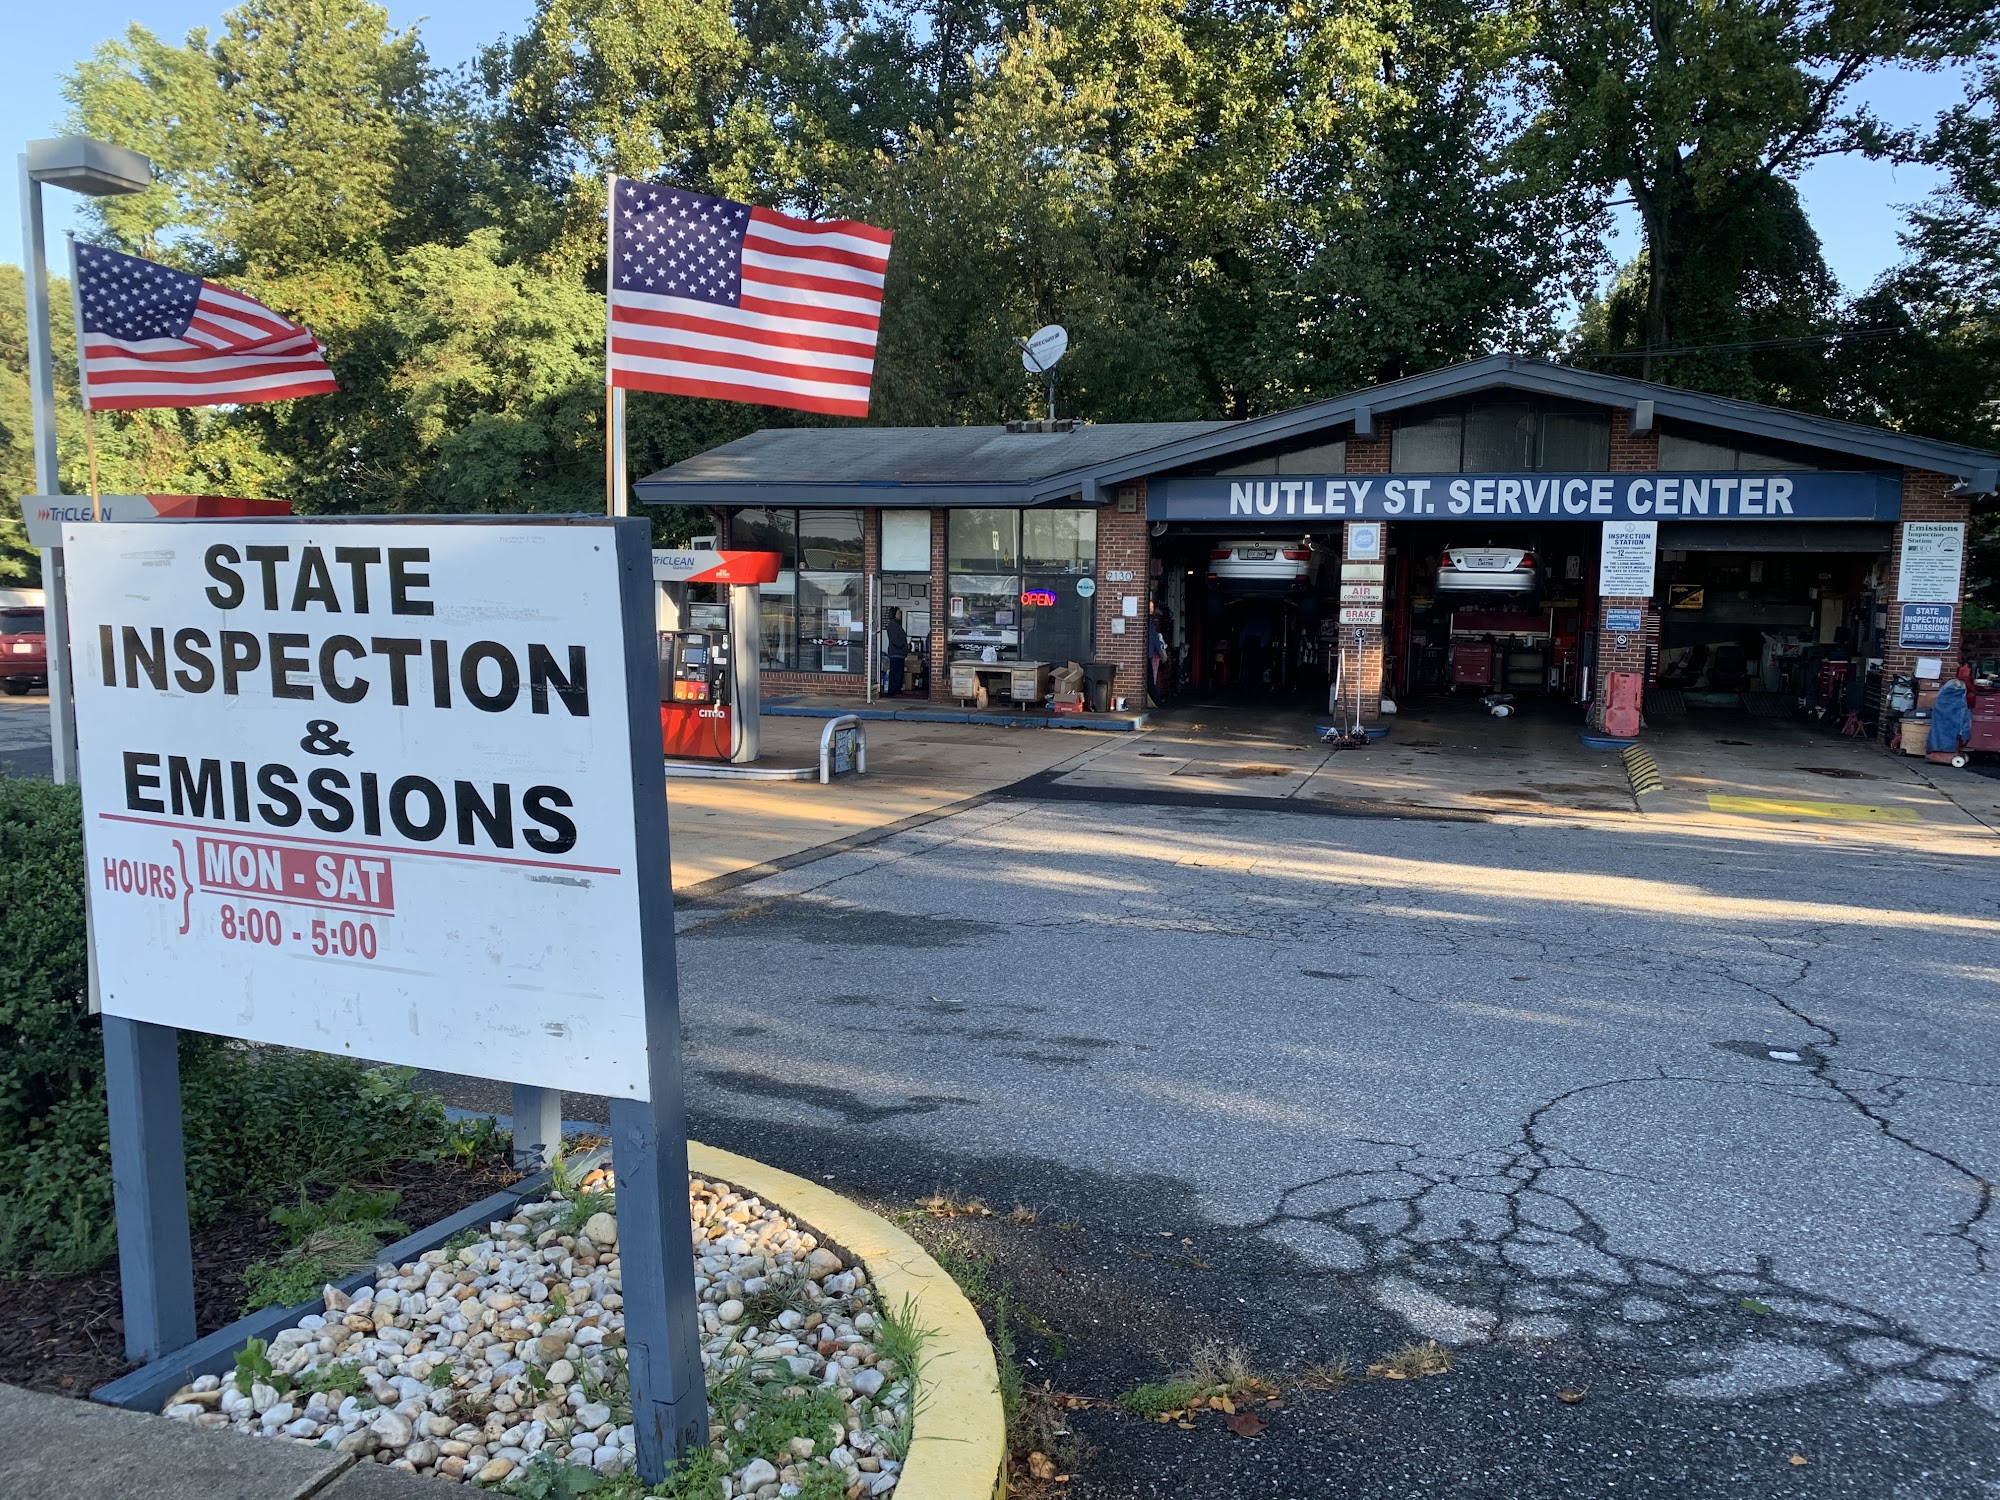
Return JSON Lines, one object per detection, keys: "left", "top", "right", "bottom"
{"left": 1659, "top": 432, "right": 1815, "bottom": 471}
{"left": 1021, "top": 509, "right": 1097, "bottom": 572}
{"left": 730, "top": 508, "right": 863, "bottom": 672}
{"left": 1393, "top": 403, "right": 1610, "bottom": 472}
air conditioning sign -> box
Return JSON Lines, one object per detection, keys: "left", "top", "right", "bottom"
{"left": 1145, "top": 471, "right": 1903, "bottom": 522}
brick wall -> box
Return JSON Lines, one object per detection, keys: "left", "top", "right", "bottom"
{"left": 1879, "top": 470, "right": 1971, "bottom": 739}
{"left": 1094, "top": 486, "right": 1151, "bottom": 706}
{"left": 1333, "top": 430, "right": 1391, "bottom": 720}
{"left": 928, "top": 507, "right": 951, "bottom": 701}
{"left": 1588, "top": 409, "right": 1662, "bottom": 732}
{"left": 1347, "top": 432, "right": 1390, "bottom": 474}
{"left": 1609, "top": 408, "right": 1658, "bottom": 471}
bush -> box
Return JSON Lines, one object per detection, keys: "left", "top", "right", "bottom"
{"left": 0, "top": 775, "right": 458, "bottom": 1277}
{"left": 0, "top": 777, "right": 93, "bottom": 1139}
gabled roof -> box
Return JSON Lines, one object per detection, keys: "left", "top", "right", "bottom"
{"left": 633, "top": 420, "right": 1230, "bottom": 508}
{"left": 1077, "top": 354, "right": 2000, "bottom": 492}
{"left": 636, "top": 355, "right": 2000, "bottom": 508}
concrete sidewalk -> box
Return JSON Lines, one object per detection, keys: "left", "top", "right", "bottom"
{"left": 0, "top": 1381, "right": 435, "bottom": 1500}
{"left": 1052, "top": 699, "right": 1638, "bottom": 816}
{"left": 1638, "top": 712, "right": 2000, "bottom": 841}
{"left": 666, "top": 714, "right": 1122, "bottom": 892}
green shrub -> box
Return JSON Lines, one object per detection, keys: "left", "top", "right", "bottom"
{"left": 0, "top": 777, "right": 461, "bottom": 1276}
{"left": 0, "top": 776, "right": 93, "bottom": 1139}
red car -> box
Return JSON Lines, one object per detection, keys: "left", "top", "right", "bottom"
{"left": 0, "top": 607, "right": 47, "bottom": 695}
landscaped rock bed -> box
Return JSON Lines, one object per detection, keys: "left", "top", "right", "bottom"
{"left": 160, "top": 1172, "right": 913, "bottom": 1497}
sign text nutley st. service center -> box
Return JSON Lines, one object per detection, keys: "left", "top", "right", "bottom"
{"left": 67, "top": 521, "right": 658, "bottom": 1100}
{"left": 1144, "top": 470, "right": 1903, "bottom": 522}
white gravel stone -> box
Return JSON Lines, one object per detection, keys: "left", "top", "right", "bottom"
{"left": 173, "top": 1174, "right": 902, "bottom": 1498}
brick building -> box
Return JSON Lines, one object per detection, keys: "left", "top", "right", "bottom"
{"left": 637, "top": 356, "right": 1999, "bottom": 740}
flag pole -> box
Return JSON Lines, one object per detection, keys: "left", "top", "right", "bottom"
{"left": 604, "top": 172, "right": 626, "bottom": 519}
{"left": 65, "top": 234, "right": 101, "bottom": 519}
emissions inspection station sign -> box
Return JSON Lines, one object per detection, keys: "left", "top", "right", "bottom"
{"left": 68, "top": 519, "right": 658, "bottom": 1099}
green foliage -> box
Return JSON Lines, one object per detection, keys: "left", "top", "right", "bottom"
{"left": 443, "top": 1112, "right": 508, "bottom": 1164}
{"left": 710, "top": 1367, "right": 847, "bottom": 1466}
{"left": 1115, "top": 1377, "right": 1200, "bottom": 1418}
{"left": 923, "top": 1226, "right": 997, "bottom": 1306}
{"left": 242, "top": 1186, "right": 409, "bottom": 1310}
{"left": 294, "top": 1359, "right": 364, "bottom": 1397}
{"left": 234, "top": 1337, "right": 282, "bottom": 1396}
{"left": 271, "top": 1186, "right": 407, "bottom": 1247}
{"left": 0, "top": 778, "right": 94, "bottom": 1140}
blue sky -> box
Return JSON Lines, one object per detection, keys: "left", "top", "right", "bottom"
{"left": 2, "top": 2, "right": 1975, "bottom": 303}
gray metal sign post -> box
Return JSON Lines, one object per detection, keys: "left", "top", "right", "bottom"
{"left": 609, "top": 518, "right": 711, "bottom": 1471}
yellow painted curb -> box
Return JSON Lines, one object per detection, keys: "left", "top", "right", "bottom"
{"left": 688, "top": 1142, "right": 1007, "bottom": 1500}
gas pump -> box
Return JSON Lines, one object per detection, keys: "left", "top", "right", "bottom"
{"left": 652, "top": 548, "right": 783, "bottom": 763}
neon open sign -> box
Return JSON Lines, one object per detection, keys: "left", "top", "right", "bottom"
{"left": 1020, "top": 589, "right": 1058, "bottom": 607}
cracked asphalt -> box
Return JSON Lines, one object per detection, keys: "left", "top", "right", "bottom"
{"left": 436, "top": 782, "right": 2000, "bottom": 1496}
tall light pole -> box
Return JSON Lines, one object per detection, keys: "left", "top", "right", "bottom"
{"left": 18, "top": 136, "right": 153, "bottom": 784}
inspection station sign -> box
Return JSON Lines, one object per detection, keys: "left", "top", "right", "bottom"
{"left": 67, "top": 520, "right": 657, "bottom": 1099}
{"left": 1144, "top": 470, "right": 1903, "bottom": 522}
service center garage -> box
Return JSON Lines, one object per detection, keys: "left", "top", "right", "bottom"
{"left": 639, "top": 355, "right": 1998, "bottom": 753}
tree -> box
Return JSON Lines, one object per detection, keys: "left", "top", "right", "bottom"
{"left": 1521, "top": 0, "right": 1996, "bottom": 382}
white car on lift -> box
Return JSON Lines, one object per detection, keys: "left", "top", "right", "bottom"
{"left": 1207, "top": 538, "right": 1325, "bottom": 592}
{"left": 1437, "top": 543, "right": 1539, "bottom": 593}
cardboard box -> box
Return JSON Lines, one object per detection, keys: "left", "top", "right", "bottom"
{"left": 1052, "top": 693, "right": 1085, "bottom": 714}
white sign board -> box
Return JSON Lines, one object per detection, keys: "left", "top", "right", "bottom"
{"left": 1598, "top": 520, "right": 1658, "bottom": 597}
{"left": 1339, "top": 583, "right": 1384, "bottom": 603}
{"left": 1339, "top": 605, "right": 1383, "bottom": 625}
{"left": 1898, "top": 522, "right": 1965, "bottom": 603}
{"left": 66, "top": 521, "right": 656, "bottom": 1099}
{"left": 1345, "top": 522, "right": 1383, "bottom": 561}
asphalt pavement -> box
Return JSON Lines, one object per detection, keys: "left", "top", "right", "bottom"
{"left": 651, "top": 777, "right": 1999, "bottom": 1498}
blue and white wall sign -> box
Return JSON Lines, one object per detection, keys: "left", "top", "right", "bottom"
{"left": 1604, "top": 608, "right": 1644, "bottom": 633}
{"left": 1146, "top": 471, "right": 1902, "bottom": 523}
{"left": 1898, "top": 603, "right": 1954, "bottom": 649}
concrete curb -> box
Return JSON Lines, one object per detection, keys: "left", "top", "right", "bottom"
{"left": 689, "top": 1142, "right": 1007, "bottom": 1500}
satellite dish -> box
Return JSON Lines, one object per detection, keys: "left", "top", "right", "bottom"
{"left": 1020, "top": 325, "right": 1069, "bottom": 373}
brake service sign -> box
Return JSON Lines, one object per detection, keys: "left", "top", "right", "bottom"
{"left": 67, "top": 520, "right": 656, "bottom": 1098}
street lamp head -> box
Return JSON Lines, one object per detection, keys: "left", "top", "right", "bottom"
{"left": 25, "top": 136, "right": 153, "bottom": 197}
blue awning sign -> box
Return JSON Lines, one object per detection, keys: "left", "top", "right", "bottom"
{"left": 1146, "top": 471, "right": 1902, "bottom": 523}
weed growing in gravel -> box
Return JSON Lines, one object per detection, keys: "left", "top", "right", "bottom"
{"left": 710, "top": 1363, "right": 848, "bottom": 1466}
{"left": 792, "top": 1467, "right": 848, "bottom": 1500}
{"left": 1371, "top": 1340, "right": 1452, "bottom": 1379}
{"left": 293, "top": 1360, "right": 364, "bottom": 1398}
{"left": 1187, "top": 1341, "right": 1263, "bottom": 1396}
{"left": 441, "top": 1226, "right": 483, "bottom": 1257}
{"left": 578, "top": 1348, "right": 632, "bottom": 1426}
{"left": 738, "top": 1267, "right": 811, "bottom": 1328}
{"left": 1296, "top": 1357, "right": 1350, "bottom": 1390}
{"left": 873, "top": 1292, "right": 931, "bottom": 1381}
{"left": 555, "top": 1188, "right": 615, "bottom": 1237}
{"left": 233, "top": 1338, "right": 282, "bottom": 1396}
{"left": 1116, "top": 1378, "right": 1201, "bottom": 1419}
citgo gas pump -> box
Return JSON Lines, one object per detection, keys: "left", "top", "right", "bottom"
{"left": 652, "top": 548, "right": 783, "bottom": 764}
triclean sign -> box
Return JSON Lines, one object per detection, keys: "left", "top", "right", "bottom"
{"left": 66, "top": 520, "right": 656, "bottom": 1099}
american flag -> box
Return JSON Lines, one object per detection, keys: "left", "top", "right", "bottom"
{"left": 606, "top": 179, "right": 892, "bottom": 418}
{"left": 72, "top": 241, "right": 339, "bottom": 410}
